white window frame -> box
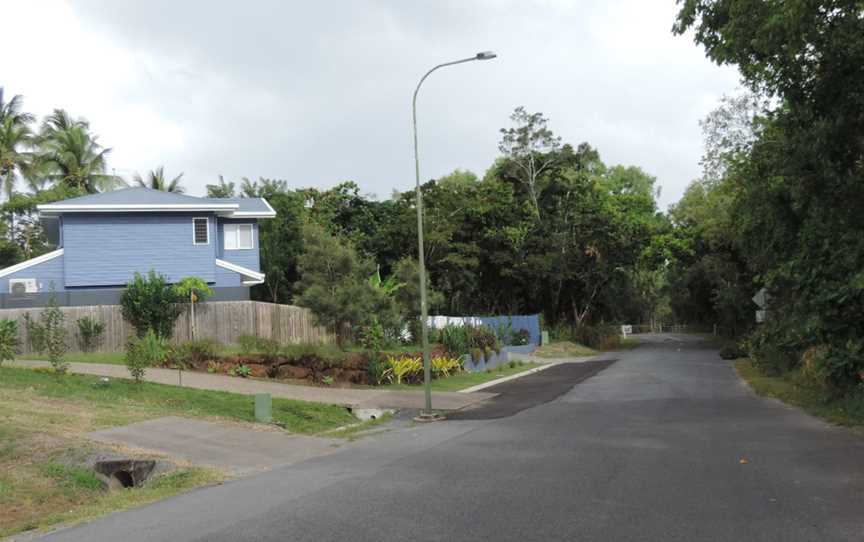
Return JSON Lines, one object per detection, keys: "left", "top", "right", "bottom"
{"left": 192, "top": 217, "right": 210, "bottom": 245}
{"left": 224, "top": 223, "right": 253, "bottom": 250}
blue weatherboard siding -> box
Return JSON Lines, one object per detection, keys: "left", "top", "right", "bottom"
{"left": 63, "top": 213, "right": 217, "bottom": 287}
{"left": 0, "top": 253, "right": 66, "bottom": 293}
{"left": 215, "top": 218, "right": 260, "bottom": 287}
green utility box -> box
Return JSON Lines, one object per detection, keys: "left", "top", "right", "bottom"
{"left": 541, "top": 330, "right": 549, "bottom": 346}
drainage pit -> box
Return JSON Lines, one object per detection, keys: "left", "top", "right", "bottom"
{"left": 93, "top": 459, "right": 156, "bottom": 490}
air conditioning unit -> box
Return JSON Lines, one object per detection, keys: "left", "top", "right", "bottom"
{"left": 9, "top": 278, "right": 38, "bottom": 296}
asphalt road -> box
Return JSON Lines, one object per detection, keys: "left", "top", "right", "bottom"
{"left": 36, "top": 334, "right": 864, "bottom": 541}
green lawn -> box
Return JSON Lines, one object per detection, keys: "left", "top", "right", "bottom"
{"left": 735, "top": 359, "right": 864, "bottom": 427}
{"left": 0, "top": 366, "right": 356, "bottom": 434}
{"left": 17, "top": 351, "right": 126, "bottom": 365}
{"left": 384, "top": 362, "right": 541, "bottom": 391}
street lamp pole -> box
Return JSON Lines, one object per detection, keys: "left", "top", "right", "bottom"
{"left": 412, "top": 51, "right": 497, "bottom": 419}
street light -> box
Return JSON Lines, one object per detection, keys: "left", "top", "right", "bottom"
{"left": 412, "top": 51, "right": 497, "bottom": 420}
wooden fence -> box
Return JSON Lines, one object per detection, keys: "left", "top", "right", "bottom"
{"left": 2, "top": 301, "right": 334, "bottom": 354}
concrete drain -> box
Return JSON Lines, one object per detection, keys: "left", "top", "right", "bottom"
{"left": 94, "top": 459, "right": 156, "bottom": 490}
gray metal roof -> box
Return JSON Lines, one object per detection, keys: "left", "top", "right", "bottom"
{"left": 37, "top": 187, "right": 274, "bottom": 217}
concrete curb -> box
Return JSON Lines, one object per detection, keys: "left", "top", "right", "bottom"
{"left": 458, "top": 362, "right": 562, "bottom": 394}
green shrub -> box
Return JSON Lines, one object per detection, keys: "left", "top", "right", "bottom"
{"left": 230, "top": 364, "right": 252, "bottom": 378}
{"left": 76, "top": 316, "right": 104, "bottom": 352}
{"left": 235, "top": 335, "right": 280, "bottom": 360}
{"left": 512, "top": 329, "right": 531, "bottom": 346}
{"left": 469, "top": 325, "right": 499, "bottom": 357}
{"left": 440, "top": 324, "right": 471, "bottom": 356}
{"left": 125, "top": 330, "right": 167, "bottom": 383}
{"left": 120, "top": 270, "right": 182, "bottom": 339}
{"left": 236, "top": 334, "right": 262, "bottom": 355}
{"left": 361, "top": 319, "right": 385, "bottom": 385}
{"left": 0, "top": 319, "right": 18, "bottom": 365}
{"left": 42, "top": 294, "right": 68, "bottom": 374}
{"left": 23, "top": 312, "right": 46, "bottom": 353}
{"left": 470, "top": 347, "right": 483, "bottom": 363}
{"left": 177, "top": 338, "right": 222, "bottom": 365}
{"left": 719, "top": 342, "right": 746, "bottom": 360}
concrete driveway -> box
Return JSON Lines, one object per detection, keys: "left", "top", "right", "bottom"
{"left": 35, "top": 334, "right": 864, "bottom": 541}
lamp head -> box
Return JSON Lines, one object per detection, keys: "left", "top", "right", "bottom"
{"left": 476, "top": 51, "right": 497, "bottom": 60}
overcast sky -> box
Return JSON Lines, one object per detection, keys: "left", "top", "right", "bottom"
{"left": 2, "top": 0, "right": 739, "bottom": 208}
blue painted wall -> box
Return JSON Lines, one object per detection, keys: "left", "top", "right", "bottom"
{"left": 478, "top": 315, "right": 542, "bottom": 346}
{"left": 215, "top": 218, "right": 260, "bottom": 287}
{"left": 62, "top": 213, "right": 218, "bottom": 287}
{"left": 0, "top": 253, "right": 66, "bottom": 293}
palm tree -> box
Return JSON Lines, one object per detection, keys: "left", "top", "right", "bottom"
{"left": 39, "top": 125, "right": 124, "bottom": 193}
{"left": 0, "top": 89, "right": 35, "bottom": 199}
{"left": 0, "top": 117, "right": 35, "bottom": 199}
{"left": 38, "top": 108, "right": 89, "bottom": 143}
{"left": 133, "top": 166, "right": 185, "bottom": 193}
{"left": 0, "top": 88, "right": 34, "bottom": 126}
{"left": 206, "top": 175, "right": 235, "bottom": 198}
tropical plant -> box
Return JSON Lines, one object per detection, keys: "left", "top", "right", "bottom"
{"left": 173, "top": 276, "right": 213, "bottom": 340}
{"left": 431, "top": 356, "right": 462, "bottom": 378}
{"left": 440, "top": 324, "right": 471, "bottom": 357}
{"left": 0, "top": 116, "right": 34, "bottom": 199}
{"left": 133, "top": 166, "right": 185, "bottom": 193}
{"left": 383, "top": 355, "right": 423, "bottom": 384}
{"left": 76, "top": 316, "right": 104, "bottom": 352}
{"left": 230, "top": 364, "right": 252, "bottom": 378}
{"left": 41, "top": 293, "right": 68, "bottom": 373}
{"left": 38, "top": 124, "right": 123, "bottom": 193}
{"left": 206, "top": 175, "right": 236, "bottom": 198}
{"left": 125, "top": 329, "right": 167, "bottom": 383}
{"left": 120, "top": 270, "right": 183, "bottom": 339}
{"left": 0, "top": 318, "right": 18, "bottom": 365}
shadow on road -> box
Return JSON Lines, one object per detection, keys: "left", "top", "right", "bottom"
{"left": 448, "top": 360, "right": 616, "bottom": 420}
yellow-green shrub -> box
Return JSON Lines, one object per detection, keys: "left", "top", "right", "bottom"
{"left": 432, "top": 356, "right": 463, "bottom": 378}
{"left": 383, "top": 355, "right": 423, "bottom": 384}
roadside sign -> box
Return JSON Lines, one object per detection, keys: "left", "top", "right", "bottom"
{"left": 621, "top": 325, "right": 632, "bottom": 337}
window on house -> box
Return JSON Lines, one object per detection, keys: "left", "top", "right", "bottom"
{"left": 224, "top": 223, "right": 253, "bottom": 250}
{"left": 193, "top": 218, "right": 209, "bottom": 245}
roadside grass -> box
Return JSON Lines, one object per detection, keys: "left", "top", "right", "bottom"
{"left": 612, "top": 337, "right": 641, "bottom": 351}
{"left": 533, "top": 341, "right": 598, "bottom": 358}
{"left": 17, "top": 351, "right": 126, "bottom": 365}
{"left": 0, "top": 365, "right": 357, "bottom": 538}
{"left": 735, "top": 359, "right": 864, "bottom": 427}
{"left": 384, "top": 362, "right": 541, "bottom": 391}
{"left": 0, "top": 366, "right": 356, "bottom": 434}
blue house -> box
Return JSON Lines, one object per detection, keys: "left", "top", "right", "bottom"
{"left": 0, "top": 187, "right": 275, "bottom": 307}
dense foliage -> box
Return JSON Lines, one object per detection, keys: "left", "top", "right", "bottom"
{"left": 120, "top": 270, "right": 183, "bottom": 339}
{"left": 674, "top": 1, "right": 864, "bottom": 389}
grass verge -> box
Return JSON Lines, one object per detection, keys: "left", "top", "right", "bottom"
{"left": 0, "top": 364, "right": 357, "bottom": 538}
{"left": 533, "top": 341, "right": 598, "bottom": 358}
{"left": 0, "top": 366, "right": 356, "bottom": 434}
{"left": 384, "top": 362, "right": 541, "bottom": 391}
{"left": 735, "top": 359, "right": 864, "bottom": 426}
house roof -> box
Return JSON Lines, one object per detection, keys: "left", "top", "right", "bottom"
{"left": 37, "top": 187, "right": 276, "bottom": 218}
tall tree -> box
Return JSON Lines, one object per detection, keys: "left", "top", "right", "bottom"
{"left": 39, "top": 125, "right": 122, "bottom": 193}
{"left": 134, "top": 166, "right": 185, "bottom": 193}
{"left": 498, "top": 106, "right": 561, "bottom": 220}
{"left": 675, "top": 0, "right": 864, "bottom": 385}
{"left": 0, "top": 89, "right": 35, "bottom": 199}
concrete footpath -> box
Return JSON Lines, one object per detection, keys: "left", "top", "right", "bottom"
{"left": 12, "top": 361, "right": 495, "bottom": 411}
